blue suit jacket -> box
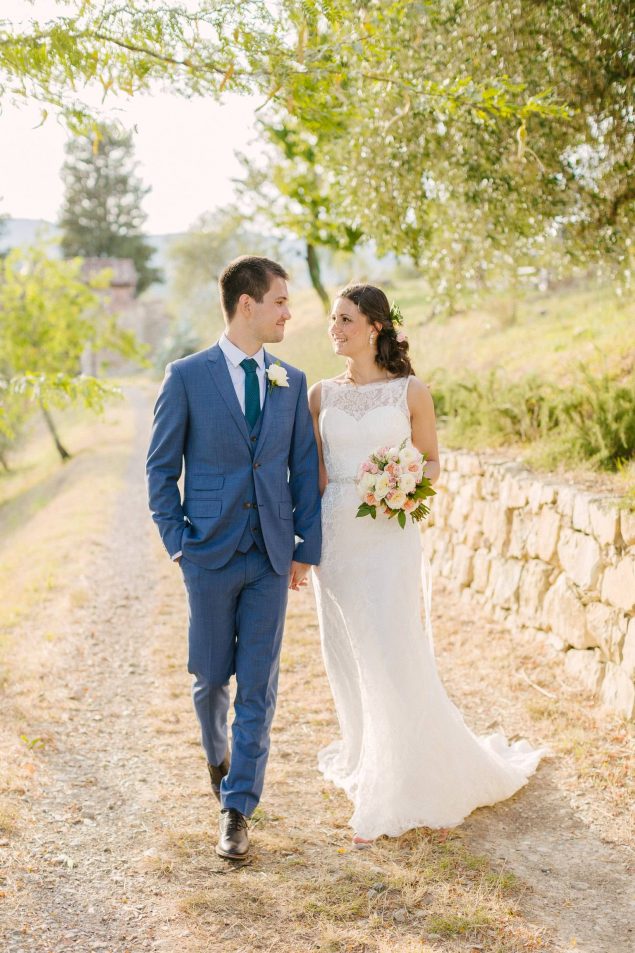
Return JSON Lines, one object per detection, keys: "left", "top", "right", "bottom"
{"left": 146, "top": 343, "right": 321, "bottom": 575}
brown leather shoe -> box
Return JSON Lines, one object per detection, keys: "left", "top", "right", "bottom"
{"left": 215, "top": 808, "right": 249, "bottom": 860}
{"left": 207, "top": 749, "right": 230, "bottom": 802}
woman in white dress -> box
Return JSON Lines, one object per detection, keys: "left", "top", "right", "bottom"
{"left": 308, "top": 284, "right": 545, "bottom": 847}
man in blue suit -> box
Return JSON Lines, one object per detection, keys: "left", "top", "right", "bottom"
{"left": 146, "top": 256, "right": 321, "bottom": 859}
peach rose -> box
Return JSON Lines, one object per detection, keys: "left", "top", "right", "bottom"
{"left": 385, "top": 489, "right": 407, "bottom": 510}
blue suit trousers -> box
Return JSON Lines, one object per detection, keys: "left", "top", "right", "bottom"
{"left": 181, "top": 545, "right": 289, "bottom": 817}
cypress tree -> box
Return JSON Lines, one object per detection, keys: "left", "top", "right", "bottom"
{"left": 59, "top": 123, "right": 161, "bottom": 294}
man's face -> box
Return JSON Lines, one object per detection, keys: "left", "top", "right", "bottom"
{"left": 249, "top": 275, "right": 291, "bottom": 344}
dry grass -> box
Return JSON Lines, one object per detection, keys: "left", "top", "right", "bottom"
{"left": 0, "top": 396, "right": 136, "bottom": 841}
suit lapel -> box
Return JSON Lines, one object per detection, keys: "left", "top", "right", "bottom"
{"left": 206, "top": 344, "right": 251, "bottom": 449}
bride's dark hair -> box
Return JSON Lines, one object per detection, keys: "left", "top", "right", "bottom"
{"left": 338, "top": 283, "right": 414, "bottom": 378}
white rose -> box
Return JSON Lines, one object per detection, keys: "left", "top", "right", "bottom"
{"left": 398, "top": 473, "right": 416, "bottom": 494}
{"left": 357, "top": 471, "right": 375, "bottom": 498}
{"left": 386, "top": 489, "right": 407, "bottom": 510}
{"left": 399, "top": 444, "right": 419, "bottom": 465}
{"left": 374, "top": 473, "right": 391, "bottom": 500}
{"left": 267, "top": 363, "right": 290, "bottom": 387}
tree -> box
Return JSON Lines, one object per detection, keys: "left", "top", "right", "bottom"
{"left": 237, "top": 120, "right": 363, "bottom": 311}
{"left": 59, "top": 122, "right": 161, "bottom": 293}
{"left": 0, "top": 243, "right": 143, "bottom": 461}
{"left": 2, "top": 2, "right": 632, "bottom": 287}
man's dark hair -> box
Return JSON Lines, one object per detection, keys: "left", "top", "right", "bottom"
{"left": 219, "top": 256, "right": 289, "bottom": 320}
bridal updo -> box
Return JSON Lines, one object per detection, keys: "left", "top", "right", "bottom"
{"left": 338, "top": 284, "right": 414, "bottom": 378}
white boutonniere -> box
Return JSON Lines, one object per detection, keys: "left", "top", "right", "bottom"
{"left": 266, "top": 362, "right": 289, "bottom": 391}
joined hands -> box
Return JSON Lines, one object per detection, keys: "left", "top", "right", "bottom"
{"left": 289, "top": 561, "right": 310, "bottom": 591}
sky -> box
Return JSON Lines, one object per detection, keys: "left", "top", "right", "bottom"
{"left": 1, "top": 1, "right": 263, "bottom": 234}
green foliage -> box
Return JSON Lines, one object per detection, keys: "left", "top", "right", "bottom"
{"left": 2, "top": 1, "right": 633, "bottom": 290}
{"left": 432, "top": 366, "right": 635, "bottom": 472}
{"left": 560, "top": 368, "right": 635, "bottom": 471}
{"left": 0, "top": 243, "right": 144, "bottom": 453}
{"left": 59, "top": 122, "right": 161, "bottom": 293}
{"left": 0, "top": 380, "right": 29, "bottom": 466}
{"left": 236, "top": 118, "right": 364, "bottom": 306}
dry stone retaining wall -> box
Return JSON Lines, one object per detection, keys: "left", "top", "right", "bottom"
{"left": 422, "top": 449, "right": 635, "bottom": 719}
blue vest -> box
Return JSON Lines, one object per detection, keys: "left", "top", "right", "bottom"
{"left": 236, "top": 410, "right": 265, "bottom": 554}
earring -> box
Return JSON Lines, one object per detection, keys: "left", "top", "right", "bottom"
{"left": 369, "top": 332, "right": 377, "bottom": 346}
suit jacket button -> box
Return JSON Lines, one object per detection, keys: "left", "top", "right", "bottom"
{"left": 253, "top": 463, "right": 261, "bottom": 469}
{"left": 243, "top": 502, "right": 251, "bottom": 509}
{"left": 250, "top": 436, "right": 257, "bottom": 442}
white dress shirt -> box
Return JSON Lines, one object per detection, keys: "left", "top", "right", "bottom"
{"left": 172, "top": 334, "right": 266, "bottom": 562}
{"left": 218, "top": 332, "right": 266, "bottom": 411}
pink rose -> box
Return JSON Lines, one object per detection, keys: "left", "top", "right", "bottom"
{"left": 404, "top": 498, "right": 417, "bottom": 513}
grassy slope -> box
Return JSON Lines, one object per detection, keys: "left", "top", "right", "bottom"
{"left": 272, "top": 279, "right": 634, "bottom": 387}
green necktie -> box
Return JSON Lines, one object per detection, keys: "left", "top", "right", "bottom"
{"left": 240, "top": 358, "right": 261, "bottom": 430}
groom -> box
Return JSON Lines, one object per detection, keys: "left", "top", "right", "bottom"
{"left": 146, "top": 256, "right": 321, "bottom": 859}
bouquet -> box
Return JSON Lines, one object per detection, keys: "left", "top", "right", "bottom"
{"left": 355, "top": 439, "right": 436, "bottom": 529}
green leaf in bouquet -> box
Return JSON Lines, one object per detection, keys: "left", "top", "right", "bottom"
{"left": 397, "top": 510, "right": 407, "bottom": 529}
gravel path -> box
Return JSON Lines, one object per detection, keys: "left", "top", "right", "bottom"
{"left": 0, "top": 388, "right": 632, "bottom": 953}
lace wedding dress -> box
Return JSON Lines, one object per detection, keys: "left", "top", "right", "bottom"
{"left": 312, "top": 376, "right": 546, "bottom": 840}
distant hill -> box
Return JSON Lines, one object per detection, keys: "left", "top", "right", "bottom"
{"left": 0, "top": 217, "right": 394, "bottom": 293}
{"left": 1, "top": 218, "right": 60, "bottom": 250}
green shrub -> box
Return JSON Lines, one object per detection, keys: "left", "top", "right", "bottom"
{"left": 431, "top": 367, "right": 635, "bottom": 472}
{"left": 561, "top": 368, "right": 635, "bottom": 471}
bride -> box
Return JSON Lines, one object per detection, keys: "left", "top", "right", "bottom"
{"left": 308, "top": 283, "right": 545, "bottom": 846}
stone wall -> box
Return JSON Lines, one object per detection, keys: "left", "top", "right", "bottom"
{"left": 422, "top": 450, "right": 635, "bottom": 719}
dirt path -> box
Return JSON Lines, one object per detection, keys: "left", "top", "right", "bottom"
{"left": 0, "top": 389, "right": 633, "bottom": 953}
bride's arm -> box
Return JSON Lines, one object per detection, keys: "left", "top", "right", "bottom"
{"left": 407, "top": 376, "right": 441, "bottom": 485}
{"left": 308, "top": 381, "right": 329, "bottom": 495}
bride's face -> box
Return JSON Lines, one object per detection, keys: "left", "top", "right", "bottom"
{"left": 329, "top": 297, "right": 371, "bottom": 357}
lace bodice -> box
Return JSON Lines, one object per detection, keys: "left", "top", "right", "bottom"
{"left": 319, "top": 376, "right": 412, "bottom": 484}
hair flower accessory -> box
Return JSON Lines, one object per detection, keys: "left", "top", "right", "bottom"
{"left": 389, "top": 301, "right": 407, "bottom": 342}
{"left": 389, "top": 302, "right": 404, "bottom": 326}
